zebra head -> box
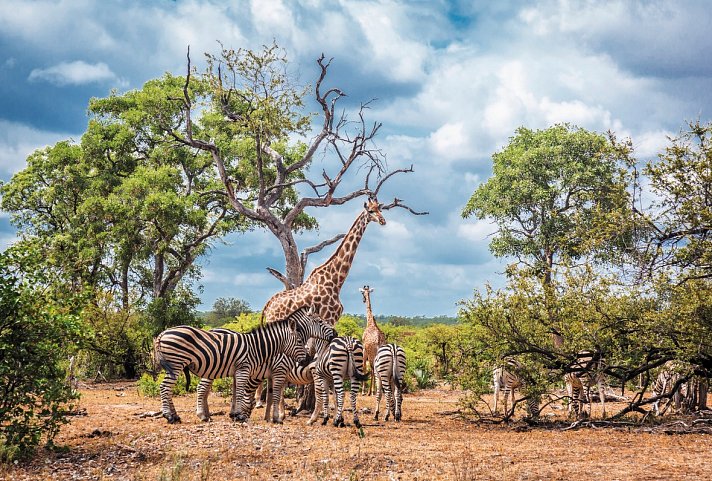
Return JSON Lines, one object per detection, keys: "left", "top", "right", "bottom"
{"left": 292, "top": 307, "right": 337, "bottom": 344}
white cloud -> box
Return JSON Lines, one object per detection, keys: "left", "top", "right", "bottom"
{"left": 457, "top": 219, "right": 498, "bottom": 243}
{"left": 0, "top": 120, "right": 73, "bottom": 176}
{"left": 28, "top": 61, "right": 124, "bottom": 87}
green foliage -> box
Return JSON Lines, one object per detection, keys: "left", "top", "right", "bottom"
{"left": 408, "top": 357, "right": 437, "bottom": 390}
{"left": 462, "top": 124, "right": 634, "bottom": 284}
{"left": 335, "top": 315, "right": 364, "bottom": 338}
{"left": 204, "top": 297, "right": 252, "bottom": 327}
{"left": 0, "top": 248, "right": 82, "bottom": 461}
{"left": 644, "top": 120, "right": 712, "bottom": 280}
{"left": 136, "top": 372, "right": 198, "bottom": 398}
{"left": 220, "top": 312, "right": 262, "bottom": 332}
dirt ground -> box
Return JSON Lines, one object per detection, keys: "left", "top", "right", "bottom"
{"left": 2, "top": 381, "right": 712, "bottom": 481}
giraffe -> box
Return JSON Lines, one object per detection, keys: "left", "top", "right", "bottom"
{"left": 261, "top": 197, "right": 386, "bottom": 325}
{"left": 360, "top": 285, "right": 386, "bottom": 395}
{"left": 255, "top": 197, "right": 386, "bottom": 408}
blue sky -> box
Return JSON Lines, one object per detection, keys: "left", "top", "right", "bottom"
{"left": 1, "top": 1, "right": 711, "bottom": 317}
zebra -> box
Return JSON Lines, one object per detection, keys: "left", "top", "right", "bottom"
{"left": 373, "top": 343, "right": 406, "bottom": 422}
{"left": 307, "top": 336, "right": 370, "bottom": 428}
{"left": 154, "top": 309, "right": 332, "bottom": 423}
{"left": 492, "top": 357, "right": 540, "bottom": 418}
{"left": 651, "top": 360, "right": 691, "bottom": 415}
{"left": 262, "top": 356, "right": 318, "bottom": 421}
{"left": 565, "top": 350, "right": 607, "bottom": 418}
{"left": 228, "top": 311, "right": 336, "bottom": 423}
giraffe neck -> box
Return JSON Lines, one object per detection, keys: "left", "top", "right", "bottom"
{"left": 364, "top": 294, "right": 378, "bottom": 328}
{"left": 307, "top": 211, "right": 369, "bottom": 290}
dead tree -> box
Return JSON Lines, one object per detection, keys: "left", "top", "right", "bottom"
{"left": 171, "top": 45, "right": 425, "bottom": 289}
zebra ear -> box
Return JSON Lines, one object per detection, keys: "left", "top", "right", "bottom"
{"left": 288, "top": 316, "right": 297, "bottom": 333}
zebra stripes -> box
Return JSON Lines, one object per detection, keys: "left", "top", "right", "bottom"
{"left": 373, "top": 343, "right": 406, "bottom": 422}
{"left": 565, "top": 350, "right": 607, "bottom": 418}
{"left": 230, "top": 311, "right": 336, "bottom": 423}
{"left": 154, "top": 308, "right": 333, "bottom": 424}
{"left": 308, "top": 336, "right": 370, "bottom": 428}
{"left": 492, "top": 357, "right": 540, "bottom": 418}
{"left": 652, "top": 360, "right": 692, "bottom": 415}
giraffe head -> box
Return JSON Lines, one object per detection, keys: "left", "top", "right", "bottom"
{"left": 364, "top": 197, "right": 386, "bottom": 225}
{"left": 359, "top": 285, "right": 374, "bottom": 303}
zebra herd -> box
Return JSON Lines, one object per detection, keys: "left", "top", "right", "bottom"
{"left": 492, "top": 352, "right": 705, "bottom": 419}
{"left": 153, "top": 307, "right": 407, "bottom": 426}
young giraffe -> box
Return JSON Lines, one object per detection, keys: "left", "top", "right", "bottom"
{"left": 256, "top": 197, "right": 386, "bottom": 407}
{"left": 360, "top": 285, "right": 386, "bottom": 395}
{"left": 261, "top": 197, "right": 386, "bottom": 325}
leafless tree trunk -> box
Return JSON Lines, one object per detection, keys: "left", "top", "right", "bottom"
{"left": 171, "top": 47, "right": 424, "bottom": 288}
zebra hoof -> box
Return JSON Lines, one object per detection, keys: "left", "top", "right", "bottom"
{"left": 321, "top": 416, "right": 329, "bottom": 426}
{"left": 290, "top": 408, "right": 298, "bottom": 417}
{"left": 166, "top": 415, "right": 181, "bottom": 424}
{"left": 395, "top": 414, "right": 401, "bottom": 422}
{"left": 374, "top": 413, "right": 379, "bottom": 421}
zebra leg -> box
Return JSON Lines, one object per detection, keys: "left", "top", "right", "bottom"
{"left": 232, "top": 370, "right": 254, "bottom": 423}
{"left": 321, "top": 378, "right": 332, "bottom": 426}
{"left": 332, "top": 376, "right": 345, "bottom": 427}
{"left": 160, "top": 372, "right": 181, "bottom": 424}
{"left": 350, "top": 378, "right": 361, "bottom": 428}
{"left": 394, "top": 382, "right": 403, "bottom": 422}
{"left": 374, "top": 375, "right": 383, "bottom": 420}
{"left": 598, "top": 379, "right": 606, "bottom": 418}
{"left": 196, "top": 378, "right": 214, "bottom": 422}
{"left": 255, "top": 381, "right": 265, "bottom": 408}
{"left": 381, "top": 379, "right": 395, "bottom": 421}
{"left": 307, "top": 376, "right": 325, "bottom": 426}
{"left": 263, "top": 377, "right": 273, "bottom": 422}
{"left": 270, "top": 374, "right": 287, "bottom": 424}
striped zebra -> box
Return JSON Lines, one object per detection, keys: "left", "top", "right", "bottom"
{"left": 307, "top": 336, "right": 370, "bottom": 427}
{"left": 651, "top": 360, "right": 691, "bottom": 415}
{"left": 373, "top": 343, "right": 406, "bottom": 422}
{"left": 228, "top": 311, "right": 336, "bottom": 423}
{"left": 262, "top": 357, "right": 318, "bottom": 421}
{"left": 565, "top": 350, "right": 607, "bottom": 418}
{"left": 154, "top": 309, "right": 333, "bottom": 423}
{"left": 492, "top": 357, "right": 540, "bottom": 418}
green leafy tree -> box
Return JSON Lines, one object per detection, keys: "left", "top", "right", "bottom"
{"left": 0, "top": 246, "right": 83, "bottom": 461}
{"left": 462, "top": 124, "right": 634, "bottom": 287}
{"left": 643, "top": 120, "right": 712, "bottom": 281}
{"left": 205, "top": 297, "right": 252, "bottom": 326}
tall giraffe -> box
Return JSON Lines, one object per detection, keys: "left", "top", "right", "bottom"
{"left": 255, "top": 197, "right": 386, "bottom": 409}
{"left": 261, "top": 197, "right": 386, "bottom": 325}
{"left": 360, "top": 285, "right": 386, "bottom": 395}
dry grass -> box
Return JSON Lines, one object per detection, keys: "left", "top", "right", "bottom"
{"left": 2, "top": 382, "right": 712, "bottom": 480}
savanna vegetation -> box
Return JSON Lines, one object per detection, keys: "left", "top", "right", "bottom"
{"left": 1, "top": 41, "right": 711, "bottom": 471}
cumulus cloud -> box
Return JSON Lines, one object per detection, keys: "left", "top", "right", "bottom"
{"left": 28, "top": 61, "right": 124, "bottom": 86}
{"left": 0, "top": 120, "right": 72, "bottom": 176}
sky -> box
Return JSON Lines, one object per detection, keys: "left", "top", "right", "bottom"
{"left": 1, "top": 0, "right": 711, "bottom": 318}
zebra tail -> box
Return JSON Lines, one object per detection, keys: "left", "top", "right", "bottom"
{"left": 349, "top": 348, "right": 370, "bottom": 382}
{"left": 153, "top": 336, "right": 174, "bottom": 377}
{"left": 183, "top": 367, "right": 191, "bottom": 389}
{"left": 392, "top": 349, "right": 403, "bottom": 389}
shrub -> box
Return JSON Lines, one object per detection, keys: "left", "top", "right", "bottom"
{"left": 0, "top": 250, "right": 82, "bottom": 461}
{"left": 136, "top": 372, "right": 198, "bottom": 398}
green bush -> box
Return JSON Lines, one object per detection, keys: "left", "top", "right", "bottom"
{"left": 136, "top": 372, "right": 198, "bottom": 398}
{"left": 408, "top": 357, "right": 437, "bottom": 390}
{"left": 0, "top": 249, "right": 82, "bottom": 461}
